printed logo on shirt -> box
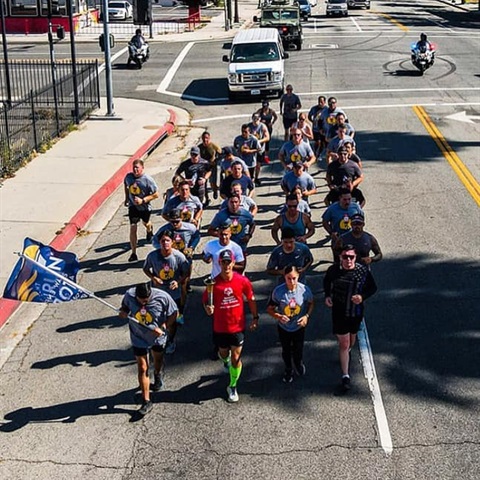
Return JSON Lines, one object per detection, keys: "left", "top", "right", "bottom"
{"left": 173, "top": 233, "right": 185, "bottom": 251}
{"left": 231, "top": 218, "right": 243, "bottom": 235}
{"left": 290, "top": 150, "right": 301, "bottom": 163}
{"left": 284, "top": 298, "right": 301, "bottom": 318}
{"left": 159, "top": 263, "right": 175, "bottom": 281}
{"left": 135, "top": 306, "right": 153, "bottom": 326}
{"left": 327, "top": 115, "right": 337, "bottom": 126}
{"left": 339, "top": 214, "right": 351, "bottom": 231}
{"left": 180, "top": 205, "right": 192, "bottom": 222}
{"left": 129, "top": 182, "right": 141, "bottom": 195}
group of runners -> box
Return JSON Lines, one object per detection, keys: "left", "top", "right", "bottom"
{"left": 121, "top": 85, "right": 382, "bottom": 416}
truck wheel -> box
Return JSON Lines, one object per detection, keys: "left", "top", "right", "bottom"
{"left": 296, "top": 40, "right": 302, "bottom": 51}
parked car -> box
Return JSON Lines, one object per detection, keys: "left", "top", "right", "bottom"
{"left": 326, "top": 0, "right": 348, "bottom": 16}
{"left": 108, "top": 1, "right": 133, "bottom": 21}
{"left": 297, "top": 0, "right": 311, "bottom": 19}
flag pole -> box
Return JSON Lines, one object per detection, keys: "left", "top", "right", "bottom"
{"left": 16, "top": 253, "right": 151, "bottom": 329}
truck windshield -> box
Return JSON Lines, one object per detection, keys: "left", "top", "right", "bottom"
{"left": 263, "top": 10, "right": 298, "bottom": 20}
{"left": 231, "top": 43, "right": 280, "bottom": 62}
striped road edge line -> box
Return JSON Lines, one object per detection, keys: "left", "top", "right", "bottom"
{"left": 358, "top": 320, "right": 393, "bottom": 456}
{"left": 413, "top": 105, "right": 480, "bottom": 207}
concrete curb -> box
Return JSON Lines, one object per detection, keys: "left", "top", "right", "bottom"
{"left": 0, "top": 109, "right": 177, "bottom": 330}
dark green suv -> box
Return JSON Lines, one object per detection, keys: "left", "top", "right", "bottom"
{"left": 254, "top": 0, "right": 304, "bottom": 51}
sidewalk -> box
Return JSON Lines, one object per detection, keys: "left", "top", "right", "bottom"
{"left": 0, "top": 98, "right": 177, "bottom": 329}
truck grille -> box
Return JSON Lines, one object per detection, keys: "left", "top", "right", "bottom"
{"left": 240, "top": 72, "right": 271, "bottom": 83}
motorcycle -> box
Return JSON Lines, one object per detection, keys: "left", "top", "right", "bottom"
{"left": 127, "top": 42, "right": 149, "bottom": 69}
{"left": 410, "top": 42, "right": 436, "bottom": 75}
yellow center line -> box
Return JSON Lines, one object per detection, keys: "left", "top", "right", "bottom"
{"left": 413, "top": 105, "right": 480, "bottom": 207}
{"left": 371, "top": 11, "right": 409, "bottom": 32}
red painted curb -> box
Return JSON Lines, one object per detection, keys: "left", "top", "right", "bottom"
{"left": 0, "top": 109, "right": 177, "bottom": 330}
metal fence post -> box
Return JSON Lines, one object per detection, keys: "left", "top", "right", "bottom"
{"left": 30, "top": 90, "right": 38, "bottom": 150}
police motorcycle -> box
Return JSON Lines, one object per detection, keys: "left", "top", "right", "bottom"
{"left": 410, "top": 34, "right": 436, "bottom": 75}
{"left": 127, "top": 30, "right": 150, "bottom": 69}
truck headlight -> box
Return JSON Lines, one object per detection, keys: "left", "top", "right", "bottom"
{"left": 228, "top": 73, "right": 237, "bottom": 84}
{"left": 273, "top": 71, "right": 282, "bottom": 82}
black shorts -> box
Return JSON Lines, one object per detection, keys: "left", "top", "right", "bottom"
{"left": 313, "top": 131, "right": 325, "bottom": 142}
{"left": 129, "top": 206, "right": 151, "bottom": 225}
{"left": 283, "top": 117, "right": 297, "bottom": 131}
{"left": 333, "top": 315, "right": 363, "bottom": 336}
{"left": 133, "top": 344, "right": 164, "bottom": 357}
{"left": 213, "top": 331, "right": 245, "bottom": 348}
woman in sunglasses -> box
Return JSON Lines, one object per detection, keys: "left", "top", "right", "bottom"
{"left": 324, "top": 244, "right": 377, "bottom": 394}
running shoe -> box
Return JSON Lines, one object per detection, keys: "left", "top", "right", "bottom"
{"left": 264, "top": 155, "right": 271, "bottom": 164}
{"left": 128, "top": 253, "right": 138, "bottom": 262}
{"left": 227, "top": 386, "right": 239, "bottom": 403}
{"left": 146, "top": 230, "right": 153, "bottom": 242}
{"left": 152, "top": 373, "right": 164, "bottom": 392}
{"left": 254, "top": 179, "right": 262, "bottom": 187}
{"left": 138, "top": 400, "right": 153, "bottom": 416}
{"left": 165, "top": 341, "right": 176, "bottom": 355}
{"left": 342, "top": 375, "right": 351, "bottom": 390}
{"left": 294, "top": 362, "right": 306, "bottom": 377}
{"left": 213, "top": 191, "right": 219, "bottom": 200}
{"left": 176, "top": 314, "right": 184, "bottom": 325}
{"left": 283, "top": 370, "right": 294, "bottom": 383}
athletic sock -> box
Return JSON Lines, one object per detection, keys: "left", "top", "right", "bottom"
{"left": 229, "top": 364, "right": 242, "bottom": 388}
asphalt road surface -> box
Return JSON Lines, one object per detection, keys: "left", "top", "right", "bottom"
{"left": 1, "top": 0, "right": 479, "bottom": 478}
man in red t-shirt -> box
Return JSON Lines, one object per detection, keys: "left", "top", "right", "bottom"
{"left": 202, "top": 249, "right": 258, "bottom": 403}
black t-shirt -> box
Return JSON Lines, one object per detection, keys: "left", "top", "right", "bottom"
{"left": 327, "top": 160, "right": 362, "bottom": 187}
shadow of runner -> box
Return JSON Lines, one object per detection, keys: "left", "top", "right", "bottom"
{"left": 0, "top": 389, "right": 139, "bottom": 433}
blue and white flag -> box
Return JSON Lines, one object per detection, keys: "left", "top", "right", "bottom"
{"left": 3, "top": 238, "right": 90, "bottom": 303}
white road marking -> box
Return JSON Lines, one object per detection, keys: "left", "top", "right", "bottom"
{"left": 192, "top": 101, "right": 480, "bottom": 124}
{"left": 157, "top": 41, "right": 195, "bottom": 93}
{"left": 296, "top": 86, "right": 480, "bottom": 97}
{"left": 358, "top": 320, "right": 393, "bottom": 456}
{"left": 350, "top": 16, "right": 363, "bottom": 32}
{"left": 98, "top": 47, "right": 128, "bottom": 74}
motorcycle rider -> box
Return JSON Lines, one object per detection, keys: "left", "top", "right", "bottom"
{"left": 130, "top": 28, "right": 150, "bottom": 59}
{"left": 412, "top": 33, "right": 435, "bottom": 65}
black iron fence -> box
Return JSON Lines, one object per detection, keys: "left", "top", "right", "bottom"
{"left": 0, "top": 61, "right": 100, "bottom": 178}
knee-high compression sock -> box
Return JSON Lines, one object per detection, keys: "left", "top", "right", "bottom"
{"left": 229, "top": 364, "right": 242, "bottom": 388}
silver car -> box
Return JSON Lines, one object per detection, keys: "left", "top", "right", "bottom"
{"left": 325, "top": 0, "right": 348, "bottom": 16}
{"left": 347, "top": 0, "right": 370, "bottom": 8}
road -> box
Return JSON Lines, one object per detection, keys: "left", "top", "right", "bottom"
{"left": 1, "top": 0, "right": 479, "bottom": 478}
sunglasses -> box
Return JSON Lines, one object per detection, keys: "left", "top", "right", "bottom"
{"left": 287, "top": 204, "right": 298, "bottom": 209}
{"left": 341, "top": 255, "right": 355, "bottom": 260}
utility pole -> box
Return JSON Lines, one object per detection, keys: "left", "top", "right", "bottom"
{"left": 1, "top": 0, "right": 12, "bottom": 106}
{"left": 66, "top": 0, "right": 80, "bottom": 124}
{"left": 47, "top": 0, "right": 60, "bottom": 133}
{"left": 101, "top": 0, "right": 114, "bottom": 115}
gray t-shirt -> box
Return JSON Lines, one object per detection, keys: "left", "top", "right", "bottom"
{"left": 121, "top": 287, "right": 178, "bottom": 349}
{"left": 124, "top": 173, "right": 158, "bottom": 211}
{"left": 268, "top": 282, "right": 313, "bottom": 332}
{"left": 143, "top": 249, "right": 189, "bottom": 301}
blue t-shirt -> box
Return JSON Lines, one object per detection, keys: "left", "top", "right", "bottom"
{"left": 210, "top": 208, "right": 254, "bottom": 251}
{"left": 269, "top": 283, "right": 313, "bottom": 332}
{"left": 281, "top": 171, "right": 316, "bottom": 200}
{"left": 121, "top": 287, "right": 178, "bottom": 349}
{"left": 322, "top": 201, "right": 364, "bottom": 235}
{"left": 267, "top": 243, "right": 313, "bottom": 284}
{"left": 153, "top": 222, "right": 200, "bottom": 252}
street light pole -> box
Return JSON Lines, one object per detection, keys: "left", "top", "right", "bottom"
{"left": 66, "top": 0, "right": 80, "bottom": 124}
{"left": 234, "top": 0, "right": 239, "bottom": 24}
{"left": 0, "top": 0, "right": 12, "bottom": 106}
{"left": 101, "top": 0, "right": 114, "bottom": 116}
